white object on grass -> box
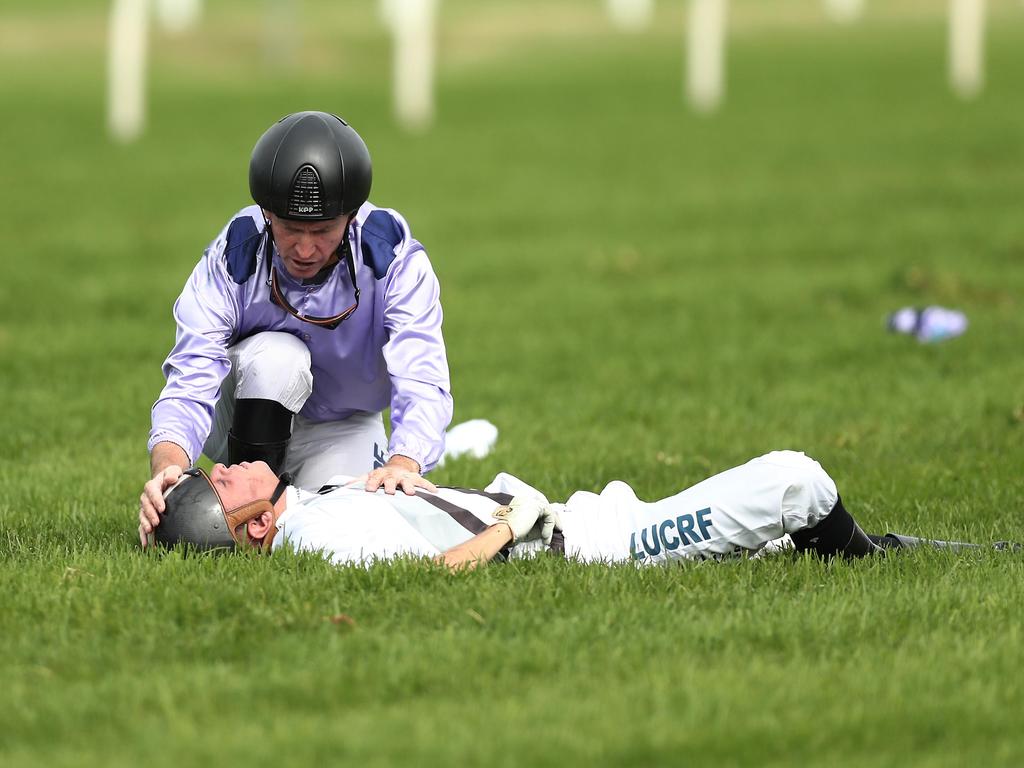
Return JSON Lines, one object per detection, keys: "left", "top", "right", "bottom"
{"left": 439, "top": 419, "right": 498, "bottom": 467}
{"left": 108, "top": 0, "right": 150, "bottom": 142}
{"left": 949, "top": 0, "right": 986, "bottom": 99}
{"left": 887, "top": 306, "right": 969, "bottom": 343}
{"left": 686, "top": 0, "right": 727, "bottom": 113}
{"left": 380, "top": 0, "right": 439, "bottom": 131}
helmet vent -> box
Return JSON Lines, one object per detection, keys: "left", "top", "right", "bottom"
{"left": 288, "top": 165, "right": 325, "bottom": 218}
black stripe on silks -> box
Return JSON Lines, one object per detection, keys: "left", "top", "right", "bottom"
{"left": 414, "top": 491, "right": 489, "bottom": 535}
{"left": 316, "top": 484, "right": 341, "bottom": 495}
{"left": 439, "top": 487, "right": 514, "bottom": 506}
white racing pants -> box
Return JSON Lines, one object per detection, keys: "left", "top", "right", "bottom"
{"left": 557, "top": 451, "right": 840, "bottom": 564}
{"left": 202, "top": 332, "right": 386, "bottom": 490}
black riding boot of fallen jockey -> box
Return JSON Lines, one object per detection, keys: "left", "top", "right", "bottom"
{"left": 227, "top": 398, "right": 294, "bottom": 475}
{"left": 790, "top": 496, "right": 882, "bottom": 559}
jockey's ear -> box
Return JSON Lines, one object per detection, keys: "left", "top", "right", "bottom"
{"left": 246, "top": 510, "right": 275, "bottom": 545}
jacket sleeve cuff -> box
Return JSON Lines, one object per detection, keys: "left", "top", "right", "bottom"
{"left": 387, "top": 437, "right": 436, "bottom": 475}
{"left": 147, "top": 432, "right": 195, "bottom": 467}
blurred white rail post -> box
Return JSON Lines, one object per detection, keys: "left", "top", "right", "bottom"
{"left": 108, "top": 0, "right": 150, "bottom": 142}
{"left": 824, "top": 0, "right": 863, "bottom": 23}
{"left": 607, "top": 0, "right": 654, "bottom": 31}
{"left": 265, "top": 0, "right": 300, "bottom": 69}
{"left": 381, "top": 0, "right": 438, "bottom": 131}
{"left": 156, "top": 0, "right": 201, "bottom": 34}
{"left": 686, "top": 0, "right": 727, "bottom": 113}
{"left": 949, "top": 0, "right": 986, "bottom": 98}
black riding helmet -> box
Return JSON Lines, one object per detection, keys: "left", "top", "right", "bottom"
{"left": 249, "top": 111, "right": 372, "bottom": 221}
{"left": 155, "top": 468, "right": 290, "bottom": 552}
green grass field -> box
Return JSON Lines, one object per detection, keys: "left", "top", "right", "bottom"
{"left": 2, "top": 1, "right": 1024, "bottom": 765}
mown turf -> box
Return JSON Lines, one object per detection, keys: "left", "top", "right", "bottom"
{"left": 1, "top": 2, "right": 1023, "bottom": 765}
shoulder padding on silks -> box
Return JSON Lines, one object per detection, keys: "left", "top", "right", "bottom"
{"left": 224, "top": 216, "right": 264, "bottom": 284}
{"left": 360, "top": 210, "right": 405, "bottom": 280}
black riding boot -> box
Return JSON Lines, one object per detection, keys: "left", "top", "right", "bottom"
{"left": 791, "top": 496, "right": 883, "bottom": 559}
{"left": 227, "top": 398, "right": 294, "bottom": 475}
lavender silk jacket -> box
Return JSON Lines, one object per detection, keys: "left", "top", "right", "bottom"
{"left": 148, "top": 203, "right": 453, "bottom": 472}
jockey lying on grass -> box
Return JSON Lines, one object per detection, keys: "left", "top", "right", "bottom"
{"left": 148, "top": 451, "right": 1011, "bottom": 567}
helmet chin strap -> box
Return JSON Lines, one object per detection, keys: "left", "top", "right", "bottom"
{"left": 222, "top": 472, "right": 293, "bottom": 552}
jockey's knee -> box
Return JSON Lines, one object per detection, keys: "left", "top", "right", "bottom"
{"left": 232, "top": 332, "right": 313, "bottom": 408}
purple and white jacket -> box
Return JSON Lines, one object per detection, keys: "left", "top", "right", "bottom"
{"left": 148, "top": 203, "right": 453, "bottom": 472}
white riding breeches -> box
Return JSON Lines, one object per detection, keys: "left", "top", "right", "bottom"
{"left": 556, "top": 451, "right": 840, "bottom": 564}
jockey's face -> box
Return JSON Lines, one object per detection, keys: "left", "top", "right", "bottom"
{"left": 267, "top": 211, "right": 350, "bottom": 280}
{"left": 208, "top": 461, "right": 278, "bottom": 511}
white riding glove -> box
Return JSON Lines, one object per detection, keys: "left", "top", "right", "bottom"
{"left": 537, "top": 503, "right": 565, "bottom": 547}
{"left": 492, "top": 496, "right": 546, "bottom": 542}
{"left": 493, "top": 497, "right": 564, "bottom": 546}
